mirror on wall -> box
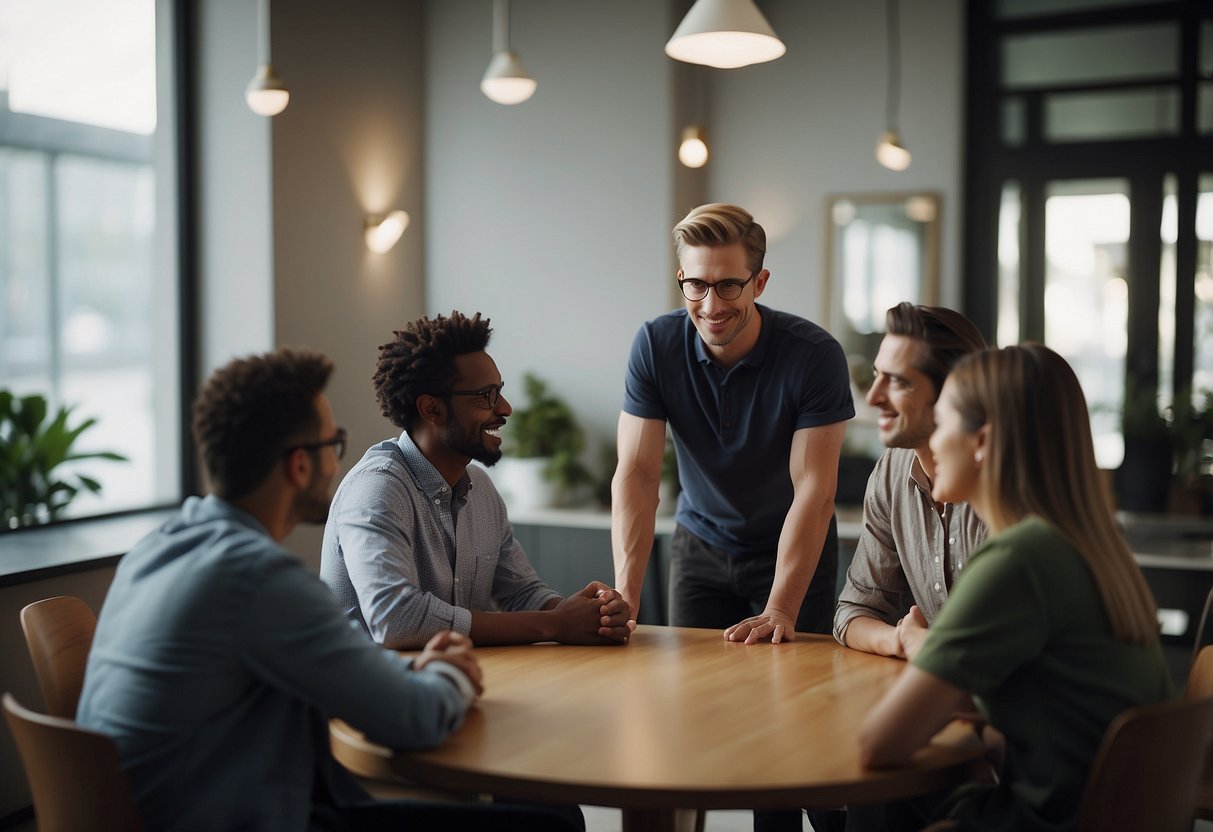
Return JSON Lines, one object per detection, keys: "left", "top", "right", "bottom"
{"left": 824, "top": 192, "right": 941, "bottom": 468}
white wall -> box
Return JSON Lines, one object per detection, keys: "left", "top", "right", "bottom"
{"left": 709, "top": 0, "right": 966, "bottom": 317}
{"left": 270, "top": 0, "right": 428, "bottom": 566}
{"left": 423, "top": 0, "right": 965, "bottom": 479}
{"left": 425, "top": 0, "right": 679, "bottom": 460}
{"left": 197, "top": 0, "right": 275, "bottom": 372}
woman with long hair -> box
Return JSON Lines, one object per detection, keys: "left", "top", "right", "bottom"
{"left": 858, "top": 344, "right": 1172, "bottom": 831}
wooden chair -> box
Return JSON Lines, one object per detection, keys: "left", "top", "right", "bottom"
{"left": 20, "top": 595, "right": 97, "bottom": 718}
{"left": 1077, "top": 693, "right": 1213, "bottom": 832}
{"left": 1195, "top": 585, "right": 1213, "bottom": 665}
{"left": 1187, "top": 645, "right": 1213, "bottom": 820}
{"left": 329, "top": 718, "right": 481, "bottom": 802}
{"left": 4, "top": 692, "right": 142, "bottom": 831}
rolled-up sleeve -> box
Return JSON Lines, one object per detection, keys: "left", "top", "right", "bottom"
{"left": 833, "top": 453, "right": 910, "bottom": 644}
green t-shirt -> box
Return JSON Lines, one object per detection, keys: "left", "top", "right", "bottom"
{"left": 913, "top": 516, "right": 1173, "bottom": 832}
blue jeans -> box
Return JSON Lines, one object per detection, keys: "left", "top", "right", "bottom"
{"left": 667, "top": 521, "right": 840, "bottom": 832}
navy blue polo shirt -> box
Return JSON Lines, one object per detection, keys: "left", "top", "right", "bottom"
{"left": 622, "top": 305, "right": 854, "bottom": 554}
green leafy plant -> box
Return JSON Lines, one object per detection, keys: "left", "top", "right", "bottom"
{"left": 507, "top": 373, "right": 592, "bottom": 492}
{"left": 1121, "top": 377, "right": 1171, "bottom": 443}
{"left": 0, "top": 391, "right": 127, "bottom": 529}
{"left": 1168, "top": 388, "right": 1213, "bottom": 479}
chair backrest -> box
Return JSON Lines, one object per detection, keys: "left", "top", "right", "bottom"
{"left": 1078, "top": 694, "right": 1213, "bottom": 832}
{"left": 3, "top": 692, "right": 142, "bottom": 831}
{"left": 20, "top": 595, "right": 97, "bottom": 718}
{"left": 1197, "top": 587, "right": 1213, "bottom": 664}
{"left": 1190, "top": 645, "right": 1213, "bottom": 700}
{"left": 1187, "top": 645, "right": 1213, "bottom": 820}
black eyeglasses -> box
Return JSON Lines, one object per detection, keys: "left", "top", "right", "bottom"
{"left": 677, "top": 272, "right": 757, "bottom": 302}
{"left": 448, "top": 382, "right": 504, "bottom": 410}
{"left": 285, "top": 427, "right": 347, "bottom": 461}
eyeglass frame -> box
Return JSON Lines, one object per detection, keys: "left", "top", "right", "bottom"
{"left": 676, "top": 270, "right": 759, "bottom": 302}
{"left": 447, "top": 382, "right": 505, "bottom": 410}
{"left": 284, "top": 427, "right": 348, "bottom": 461}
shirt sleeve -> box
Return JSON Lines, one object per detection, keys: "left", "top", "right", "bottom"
{"left": 622, "top": 323, "right": 668, "bottom": 421}
{"left": 912, "top": 537, "right": 1050, "bottom": 695}
{"left": 834, "top": 452, "right": 911, "bottom": 644}
{"left": 241, "top": 556, "right": 473, "bottom": 750}
{"left": 795, "top": 337, "right": 855, "bottom": 431}
{"left": 332, "top": 465, "right": 473, "bottom": 649}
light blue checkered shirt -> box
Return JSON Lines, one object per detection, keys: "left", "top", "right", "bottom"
{"left": 321, "top": 431, "right": 562, "bottom": 648}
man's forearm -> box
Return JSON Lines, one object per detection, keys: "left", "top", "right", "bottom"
{"left": 766, "top": 490, "right": 833, "bottom": 617}
{"left": 610, "top": 471, "right": 660, "bottom": 612}
{"left": 840, "top": 614, "right": 903, "bottom": 657}
{"left": 469, "top": 610, "right": 556, "bottom": 645}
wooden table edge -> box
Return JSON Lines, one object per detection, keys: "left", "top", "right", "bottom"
{"left": 330, "top": 718, "right": 986, "bottom": 811}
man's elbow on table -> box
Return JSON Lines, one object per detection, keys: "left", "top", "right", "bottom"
{"left": 381, "top": 670, "right": 476, "bottom": 750}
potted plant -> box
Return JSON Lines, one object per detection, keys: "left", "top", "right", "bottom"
{"left": 495, "top": 373, "right": 591, "bottom": 510}
{"left": 1116, "top": 379, "right": 1175, "bottom": 514}
{"left": 0, "top": 391, "right": 127, "bottom": 529}
{"left": 1167, "top": 388, "right": 1213, "bottom": 514}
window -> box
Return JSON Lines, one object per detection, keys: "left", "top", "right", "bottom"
{"left": 966, "top": 0, "right": 1213, "bottom": 482}
{"left": 0, "top": 0, "right": 181, "bottom": 523}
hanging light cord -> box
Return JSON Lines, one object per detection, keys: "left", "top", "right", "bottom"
{"left": 493, "top": 0, "right": 510, "bottom": 54}
{"left": 257, "top": 0, "right": 272, "bottom": 65}
{"left": 884, "top": 0, "right": 900, "bottom": 132}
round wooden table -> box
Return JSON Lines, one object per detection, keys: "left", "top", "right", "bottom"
{"left": 332, "top": 625, "right": 983, "bottom": 832}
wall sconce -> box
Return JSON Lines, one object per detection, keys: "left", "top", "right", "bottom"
{"left": 876, "top": 0, "right": 911, "bottom": 171}
{"left": 665, "top": 0, "right": 786, "bottom": 70}
{"left": 481, "top": 0, "right": 536, "bottom": 105}
{"left": 365, "top": 210, "right": 410, "bottom": 254}
{"left": 679, "top": 125, "right": 710, "bottom": 168}
{"left": 246, "top": 0, "right": 289, "bottom": 116}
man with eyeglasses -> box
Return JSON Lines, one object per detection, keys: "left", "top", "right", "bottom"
{"left": 321, "top": 310, "right": 632, "bottom": 649}
{"left": 78, "top": 348, "right": 580, "bottom": 830}
{"left": 613, "top": 203, "right": 853, "bottom": 645}
{"left": 612, "top": 204, "right": 853, "bottom": 832}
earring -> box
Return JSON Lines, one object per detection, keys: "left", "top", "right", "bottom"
{"left": 974, "top": 451, "right": 984, "bottom": 465}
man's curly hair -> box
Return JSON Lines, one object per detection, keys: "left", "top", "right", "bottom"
{"left": 192, "top": 348, "right": 334, "bottom": 499}
{"left": 374, "top": 311, "right": 492, "bottom": 430}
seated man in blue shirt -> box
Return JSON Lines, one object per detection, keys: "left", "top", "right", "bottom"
{"left": 321, "top": 311, "right": 633, "bottom": 649}
{"left": 78, "top": 348, "right": 577, "bottom": 832}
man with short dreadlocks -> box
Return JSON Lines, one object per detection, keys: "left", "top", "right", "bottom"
{"left": 321, "top": 311, "right": 633, "bottom": 649}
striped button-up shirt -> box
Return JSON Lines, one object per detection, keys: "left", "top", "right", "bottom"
{"left": 834, "top": 447, "right": 987, "bottom": 645}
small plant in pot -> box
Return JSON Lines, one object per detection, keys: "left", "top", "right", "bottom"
{"left": 1116, "top": 378, "right": 1174, "bottom": 514}
{"left": 496, "top": 373, "right": 592, "bottom": 509}
{"left": 0, "top": 391, "right": 127, "bottom": 529}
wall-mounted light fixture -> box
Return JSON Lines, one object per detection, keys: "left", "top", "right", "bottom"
{"left": 246, "top": 0, "right": 289, "bottom": 116}
{"left": 665, "top": 0, "right": 786, "bottom": 70}
{"left": 365, "top": 210, "right": 410, "bottom": 254}
{"left": 481, "top": 0, "right": 536, "bottom": 105}
{"left": 679, "top": 124, "right": 710, "bottom": 168}
{"left": 876, "top": 0, "right": 910, "bottom": 171}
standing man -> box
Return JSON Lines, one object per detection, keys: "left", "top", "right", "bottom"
{"left": 834, "top": 303, "right": 988, "bottom": 659}
{"left": 612, "top": 202, "right": 854, "bottom": 645}
{"left": 78, "top": 348, "right": 576, "bottom": 831}
{"left": 322, "top": 311, "right": 632, "bottom": 649}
